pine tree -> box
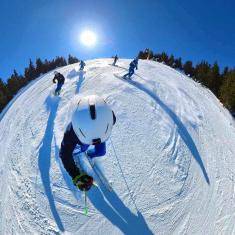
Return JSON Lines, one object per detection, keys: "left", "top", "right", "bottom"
{"left": 0, "top": 78, "right": 9, "bottom": 112}
{"left": 208, "top": 62, "right": 221, "bottom": 96}
{"left": 138, "top": 50, "right": 145, "bottom": 59}
{"left": 174, "top": 57, "right": 183, "bottom": 70}
{"left": 168, "top": 55, "right": 175, "bottom": 67}
{"left": 36, "top": 58, "right": 45, "bottom": 76}
{"left": 153, "top": 53, "right": 161, "bottom": 62}
{"left": 68, "top": 54, "right": 79, "bottom": 64}
{"left": 7, "top": 70, "right": 24, "bottom": 97}
{"left": 43, "top": 59, "right": 50, "bottom": 73}
{"left": 195, "top": 61, "right": 211, "bottom": 86}
{"left": 24, "top": 59, "right": 37, "bottom": 81}
{"left": 160, "top": 52, "right": 169, "bottom": 64}
{"left": 54, "top": 56, "right": 67, "bottom": 67}
{"left": 219, "top": 69, "right": 235, "bottom": 112}
{"left": 223, "top": 66, "right": 229, "bottom": 76}
{"left": 183, "top": 61, "right": 194, "bottom": 77}
{"left": 138, "top": 49, "right": 153, "bottom": 60}
{"left": 145, "top": 48, "right": 153, "bottom": 60}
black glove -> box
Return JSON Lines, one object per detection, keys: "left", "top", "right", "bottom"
{"left": 73, "top": 173, "right": 94, "bottom": 191}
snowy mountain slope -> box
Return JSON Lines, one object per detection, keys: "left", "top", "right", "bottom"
{"left": 0, "top": 59, "right": 235, "bottom": 235}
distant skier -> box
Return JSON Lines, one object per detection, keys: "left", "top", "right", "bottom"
{"left": 123, "top": 58, "right": 138, "bottom": 79}
{"left": 59, "top": 95, "right": 116, "bottom": 191}
{"left": 112, "top": 55, "right": 118, "bottom": 66}
{"left": 53, "top": 71, "right": 65, "bottom": 95}
{"left": 79, "top": 60, "right": 86, "bottom": 71}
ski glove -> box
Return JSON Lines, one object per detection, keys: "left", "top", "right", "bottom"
{"left": 73, "top": 173, "right": 94, "bottom": 191}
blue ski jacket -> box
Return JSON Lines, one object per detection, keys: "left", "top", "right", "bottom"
{"left": 130, "top": 59, "right": 138, "bottom": 70}
{"left": 59, "top": 123, "right": 106, "bottom": 178}
{"left": 80, "top": 60, "right": 86, "bottom": 69}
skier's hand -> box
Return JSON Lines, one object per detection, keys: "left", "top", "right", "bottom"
{"left": 73, "top": 173, "right": 94, "bottom": 191}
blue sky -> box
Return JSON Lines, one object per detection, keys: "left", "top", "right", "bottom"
{"left": 0, "top": 0, "right": 235, "bottom": 81}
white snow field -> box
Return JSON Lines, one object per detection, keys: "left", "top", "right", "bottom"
{"left": 0, "top": 59, "right": 235, "bottom": 235}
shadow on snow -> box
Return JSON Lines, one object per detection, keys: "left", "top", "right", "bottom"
{"left": 89, "top": 187, "right": 154, "bottom": 235}
{"left": 125, "top": 77, "right": 210, "bottom": 185}
{"left": 54, "top": 144, "right": 78, "bottom": 198}
{"left": 38, "top": 95, "right": 65, "bottom": 232}
{"left": 76, "top": 71, "right": 85, "bottom": 94}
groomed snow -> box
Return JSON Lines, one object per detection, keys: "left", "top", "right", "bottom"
{"left": 0, "top": 59, "right": 235, "bottom": 235}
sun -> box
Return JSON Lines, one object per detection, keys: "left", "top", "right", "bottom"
{"left": 80, "top": 30, "right": 97, "bottom": 47}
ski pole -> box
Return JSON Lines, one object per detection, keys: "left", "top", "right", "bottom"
{"left": 84, "top": 191, "right": 88, "bottom": 216}
{"left": 110, "top": 137, "right": 139, "bottom": 212}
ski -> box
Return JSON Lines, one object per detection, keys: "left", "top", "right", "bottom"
{"left": 114, "top": 73, "right": 131, "bottom": 81}
{"left": 73, "top": 152, "right": 98, "bottom": 189}
{"left": 85, "top": 153, "right": 113, "bottom": 192}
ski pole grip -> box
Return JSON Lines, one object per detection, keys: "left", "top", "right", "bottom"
{"left": 73, "top": 173, "right": 86, "bottom": 184}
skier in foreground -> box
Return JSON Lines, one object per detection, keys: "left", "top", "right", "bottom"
{"left": 53, "top": 71, "right": 65, "bottom": 95}
{"left": 112, "top": 55, "right": 118, "bottom": 66}
{"left": 60, "top": 95, "right": 116, "bottom": 191}
{"left": 123, "top": 58, "right": 138, "bottom": 79}
{"left": 79, "top": 60, "right": 86, "bottom": 71}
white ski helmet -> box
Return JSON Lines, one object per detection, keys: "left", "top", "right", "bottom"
{"left": 72, "top": 95, "right": 116, "bottom": 145}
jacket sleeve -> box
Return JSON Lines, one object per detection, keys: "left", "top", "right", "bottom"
{"left": 61, "top": 74, "right": 65, "bottom": 83}
{"left": 53, "top": 76, "right": 56, "bottom": 83}
{"left": 87, "top": 142, "right": 106, "bottom": 158}
{"left": 59, "top": 123, "right": 80, "bottom": 178}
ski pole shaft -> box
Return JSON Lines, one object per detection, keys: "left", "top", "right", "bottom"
{"left": 84, "top": 191, "right": 88, "bottom": 216}
{"left": 110, "top": 137, "right": 139, "bottom": 212}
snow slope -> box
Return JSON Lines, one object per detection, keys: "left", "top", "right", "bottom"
{"left": 0, "top": 59, "right": 235, "bottom": 235}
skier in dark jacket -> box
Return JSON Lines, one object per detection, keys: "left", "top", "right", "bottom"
{"left": 79, "top": 60, "right": 86, "bottom": 71}
{"left": 60, "top": 95, "right": 116, "bottom": 191}
{"left": 124, "top": 58, "right": 138, "bottom": 79}
{"left": 53, "top": 71, "right": 65, "bottom": 95}
{"left": 112, "top": 55, "right": 118, "bottom": 66}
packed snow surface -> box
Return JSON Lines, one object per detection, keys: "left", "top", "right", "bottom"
{"left": 0, "top": 59, "right": 235, "bottom": 235}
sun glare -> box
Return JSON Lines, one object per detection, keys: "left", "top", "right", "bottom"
{"left": 80, "top": 30, "right": 97, "bottom": 47}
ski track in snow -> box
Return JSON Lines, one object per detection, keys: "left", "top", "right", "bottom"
{"left": 0, "top": 59, "right": 235, "bottom": 235}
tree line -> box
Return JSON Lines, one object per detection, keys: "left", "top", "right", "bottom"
{"left": 0, "top": 51, "right": 234, "bottom": 115}
{"left": 0, "top": 55, "right": 79, "bottom": 112}
{"left": 139, "top": 49, "right": 235, "bottom": 114}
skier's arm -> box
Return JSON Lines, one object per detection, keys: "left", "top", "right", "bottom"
{"left": 60, "top": 124, "right": 80, "bottom": 178}
{"left": 87, "top": 142, "right": 106, "bottom": 158}
{"left": 60, "top": 74, "right": 65, "bottom": 83}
